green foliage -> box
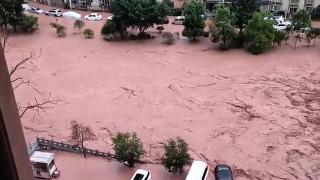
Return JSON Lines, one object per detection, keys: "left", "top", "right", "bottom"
{"left": 162, "top": 137, "right": 192, "bottom": 174}
{"left": 230, "top": 0, "right": 257, "bottom": 46}
{"left": 274, "top": 30, "right": 286, "bottom": 46}
{"left": 311, "top": 5, "right": 320, "bottom": 20}
{"left": 0, "top": 0, "right": 26, "bottom": 32}
{"left": 83, "top": 28, "right": 94, "bottom": 38}
{"left": 292, "top": 9, "right": 311, "bottom": 31}
{"left": 111, "top": 0, "right": 169, "bottom": 36}
{"left": 182, "top": 1, "right": 205, "bottom": 41}
{"left": 19, "top": 15, "right": 38, "bottom": 33}
{"left": 73, "top": 20, "right": 85, "bottom": 33}
{"left": 101, "top": 20, "right": 116, "bottom": 36}
{"left": 245, "top": 12, "right": 275, "bottom": 55}
{"left": 231, "top": 0, "right": 257, "bottom": 32}
{"left": 212, "top": 5, "right": 237, "bottom": 49}
{"left": 162, "top": 32, "right": 175, "bottom": 45}
{"left": 112, "top": 132, "right": 144, "bottom": 167}
{"left": 50, "top": 22, "right": 67, "bottom": 37}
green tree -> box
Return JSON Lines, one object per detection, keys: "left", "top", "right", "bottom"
{"left": 162, "top": 137, "right": 192, "bottom": 174}
{"left": 245, "top": 11, "right": 275, "bottom": 55}
{"left": 19, "top": 15, "right": 38, "bottom": 33}
{"left": 182, "top": 1, "right": 205, "bottom": 41}
{"left": 231, "top": 0, "right": 257, "bottom": 45}
{"left": 83, "top": 28, "right": 94, "bottom": 38}
{"left": 212, "top": 5, "right": 236, "bottom": 49}
{"left": 111, "top": 0, "right": 169, "bottom": 36}
{"left": 292, "top": 9, "right": 311, "bottom": 31}
{"left": 0, "top": 0, "right": 24, "bottom": 32}
{"left": 112, "top": 132, "right": 144, "bottom": 167}
{"left": 73, "top": 20, "right": 85, "bottom": 33}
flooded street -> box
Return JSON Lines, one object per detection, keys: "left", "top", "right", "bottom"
{"left": 6, "top": 2, "right": 320, "bottom": 179}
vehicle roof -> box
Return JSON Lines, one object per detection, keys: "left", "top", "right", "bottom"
{"left": 130, "top": 169, "right": 149, "bottom": 180}
{"left": 30, "top": 151, "right": 54, "bottom": 164}
{"left": 185, "top": 161, "right": 208, "bottom": 180}
{"left": 90, "top": 13, "right": 98, "bottom": 15}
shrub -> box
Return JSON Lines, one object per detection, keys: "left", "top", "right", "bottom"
{"left": 182, "top": 1, "right": 205, "bottom": 41}
{"left": 20, "top": 15, "right": 38, "bottom": 33}
{"left": 112, "top": 132, "right": 144, "bottom": 167}
{"left": 50, "top": 22, "right": 66, "bottom": 37}
{"left": 73, "top": 19, "right": 85, "bottom": 33}
{"left": 83, "top": 28, "right": 94, "bottom": 38}
{"left": 203, "top": 31, "right": 209, "bottom": 37}
{"left": 101, "top": 20, "right": 116, "bottom": 36}
{"left": 162, "top": 32, "right": 175, "bottom": 45}
{"left": 162, "top": 137, "right": 192, "bottom": 174}
{"left": 274, "top": 31, "right": 286, "bottom": 46}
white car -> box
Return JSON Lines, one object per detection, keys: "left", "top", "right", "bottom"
{"left": 107, "top": 15, "right": 113, "bottom": 21}
{"left": 22, "top": 3, "right": 31, "bottom": 11}
{"left": 130, "top": 169, "right": 151, "bottom": 180}
{"left": 45, "top": 9, "right": 63, "bottom": 17}
{"left": 29, "top": 7, "right": 44, "bottom": 14}
{"left": 274, "top": 21, "right": 291, "bottom": 31}
{"left": 84, "top": 13, "right": 102, "bottom": 21}
{"left": 172, "top": 16, "right": 185, "bottom": 25}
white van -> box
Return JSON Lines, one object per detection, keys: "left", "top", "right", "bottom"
{"left": 185, "top": 161, "right": 209, "bottom": 180}
{"left": 172, "top": 16, "right": 185, "bottom": 25}
{"left": 30, "top": 151, "right": 60, "bottom": 179}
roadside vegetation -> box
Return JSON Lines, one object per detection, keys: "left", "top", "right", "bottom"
{"left": 182, "top": 1, "right": 205, "bottom": 41}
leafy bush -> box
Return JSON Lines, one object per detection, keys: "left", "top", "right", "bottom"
{"left": 182, "top": 1, "right": 205, "bottom": 41}
{"left": 274, "top": 31, "right": 286, "bottom": 46}
{"left": 74, "top": 20, "right": 85, "bottom": 33}
{"left": 162, "top": 137, "right": 192, "bottom": 174}
{"left": 112, "top": 132, "right": 144, "bottom": 167}
{"left": 292, "top": 9, "right": 311, "bottom": 30}
{"left": 83, "top": 28, "right": 94, "bottom": 38}
{"left": 50, "top": 22, "right": 66, "bottom": 37}
{"left": 19, "top": 15, "right": 38, "bottom": 33}
{"left": 162, "top": 32, "right": 175, "bottom": 45}
{"left": 245, "top": 12, "right": 275, "bottom": 55}
{"left": 101, "top": 20, "right": 117, "bottom": 36}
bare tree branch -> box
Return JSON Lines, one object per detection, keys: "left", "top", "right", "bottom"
{"left": 9, "top": 50, "right": 41, "bottom": 78}
{"left": 18, "top": 93, "right": 63, "bottom": 118}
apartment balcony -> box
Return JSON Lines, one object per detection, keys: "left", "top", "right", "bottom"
{"left": 305, "top": 0, "right": 314, "bottom": 5}
{"left": 272, "top": 0, "right": 282, "bottom": 3}
{"left": 289, "top": 0, "right": 299, "bottom": 5}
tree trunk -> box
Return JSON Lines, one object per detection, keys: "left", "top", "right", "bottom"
{"left": 81, "top": 143, "right": 86, "bottom": 158}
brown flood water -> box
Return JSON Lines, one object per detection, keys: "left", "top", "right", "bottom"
{"left": 6, "top": 2, "right": 320, "bottom": 179}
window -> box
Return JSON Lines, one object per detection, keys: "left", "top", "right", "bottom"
{"left": 133, "top": 173, "right": 144, "bottom": 180}
{"left": 32, "top": 162, "right": 47, "bottom": 172}
{"left": 202, "top": 166, "right": 208, "bottom": 180}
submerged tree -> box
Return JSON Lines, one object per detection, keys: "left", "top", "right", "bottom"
{"left": 182, "top": 1, "right": 205, "bottom": 41}
{"left": 69, "top": 120, "right": 96, "bottom": 158}
{"left": 212, "top": 5, "right": 236, "bottom": 49}
{"left": 292, "top": 9, "right": 311, "bottom": 31}
{"left": 112, "top": 132, "right": 144, "bottom": 167}
{"left": 162, "top": 137, "right": 192, "bottom": 174}
{"left": 244, "top": 11, "right": 275, "bottom": 55}
{"left": 73, "top": 20, "right": 85, "bottom": 33}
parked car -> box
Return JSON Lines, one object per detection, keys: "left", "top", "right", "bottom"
{"left": 84, "top": 13, "right": 103, "bottom": 21}
{"left": 29, "top": 7, "right": 44, "bottom": 14}
{"left": 45, "top": 9, "right": 63, "bottom": 17}
{"left": 172, "top": 16, "right": 185, "bottom": 25}
{"left": 185, "top": 161, "right": 209, "bottom": 180}
{"left": 214, "top": 164, "right": 233, "bottom": 180}
{"left": 130, "top": 169, "right": 151, "bottom": 180}
{"left": 107, "top": 15, "right": 113, "bottom": 21}
{"left": 273, "top": 21, "right": 291, "bottom": 31}
{"left": 22, "top": 3, "right": 31, "bottom": 11}
{"left": 157, "top": 17, "right": 169, "bottom": 25}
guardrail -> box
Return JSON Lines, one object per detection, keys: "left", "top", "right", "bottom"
{"left": 30, "top": 137, "right": 116, "bottom": 159}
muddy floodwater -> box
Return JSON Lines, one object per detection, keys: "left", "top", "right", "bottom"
{"left": 6, "top": 3, "right": 320, "bottom": 179}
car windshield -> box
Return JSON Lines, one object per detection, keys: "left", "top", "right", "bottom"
{"left": 133, "top": 173, "right": 144, "bottom": 180}
{"left": 217, "top": 170, "right": 232, "bottom": 180}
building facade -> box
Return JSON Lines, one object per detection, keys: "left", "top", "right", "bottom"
{"left": 204, "top": 0, "right": 320, "bottom": 15}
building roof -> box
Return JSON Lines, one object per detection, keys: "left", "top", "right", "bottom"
{"left": 30, "top": 151, "right": 54, "bottom": 164}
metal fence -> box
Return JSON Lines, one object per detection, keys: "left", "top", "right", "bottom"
{"left": 29, "top": 137, "right": 116, "bottom": 160}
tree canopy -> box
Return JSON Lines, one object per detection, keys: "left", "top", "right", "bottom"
{"left": 182, "top": 1, "right": 205, "bottom": 41}
{"left": 292, "top": 9, "right": 312, "bottom": 30}
{"left": 212, "top": 5, "right": 236, "bottom": 49}
{"left": 231, "top": 0, "right": 257, "bottom": 33}
{"left": 111, "top": 0, "right": 169, "bottom": 35}
{"left": 245, "top": 11, "right": 275, "bottom": 55}
{"left": 0, "top": 0, "right": 24, "bottom": 31}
